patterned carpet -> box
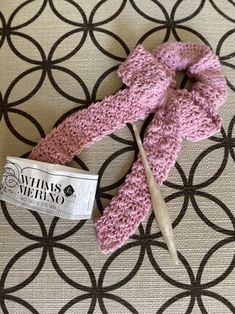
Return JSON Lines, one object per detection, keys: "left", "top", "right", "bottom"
{"left": 0, "top": 1, "right": 234, "bottom": 313}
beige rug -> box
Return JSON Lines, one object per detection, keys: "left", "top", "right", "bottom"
{"left": 0, "top": 1, "right": 234, "bottom": 313}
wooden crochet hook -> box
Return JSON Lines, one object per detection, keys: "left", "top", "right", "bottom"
{"left": 132, "top": 124, "right": 179, "bottom": 265}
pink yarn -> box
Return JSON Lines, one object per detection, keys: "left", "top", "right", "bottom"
{"left": 29, "top": 42, "right": 227, "bottom": 253}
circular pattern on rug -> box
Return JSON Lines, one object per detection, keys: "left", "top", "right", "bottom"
{"left": 0, "top": 1, "right": 234, "bottom": 313}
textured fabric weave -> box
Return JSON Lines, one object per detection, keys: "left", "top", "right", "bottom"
{"left": 29, "top": 42, "right": 227, "bottom": 253}
{"left": 1, "top": 1, "right": 235, "bottom": 313}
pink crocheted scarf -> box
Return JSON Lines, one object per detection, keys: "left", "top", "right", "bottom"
{"left": 29, "top": 42, "right": 227, "bottom": 253}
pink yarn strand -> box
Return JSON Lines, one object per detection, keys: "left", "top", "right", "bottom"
{"left": 29, "top": 42, "right": 227, "bottom": 253}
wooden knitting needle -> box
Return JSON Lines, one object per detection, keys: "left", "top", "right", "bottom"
{"left": 132, "top": 124, "right": 179, "bottom": 265}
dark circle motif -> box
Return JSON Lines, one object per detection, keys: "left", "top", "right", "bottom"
{"left": 0, "top": 1, "right": 234, "bottom": 313}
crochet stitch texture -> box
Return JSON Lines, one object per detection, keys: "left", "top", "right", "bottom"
{"left": 29, "top": 42, "right": 227, "bottom": 253}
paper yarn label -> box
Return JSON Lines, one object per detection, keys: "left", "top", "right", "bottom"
{"left": 0, "top": 156, "right": 98, "bottom": 220}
